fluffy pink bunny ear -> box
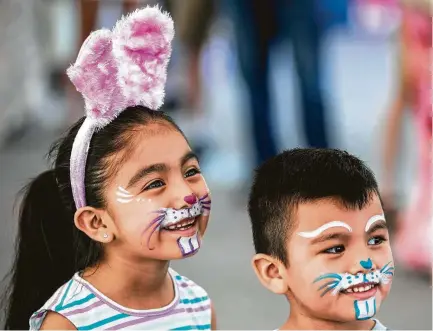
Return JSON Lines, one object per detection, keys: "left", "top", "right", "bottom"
{"left": 112, "top": 6, "right": 174, "bottom": 110}
{"left": 68, "top": 6, "right": 174, "bottom": 210}
{"left": 66, "top": 30, "right": 127, "bottom": 128}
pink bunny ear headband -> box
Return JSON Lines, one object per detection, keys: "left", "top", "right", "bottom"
{"left": 67, "top": 6, "right": 174, "bottom": 209}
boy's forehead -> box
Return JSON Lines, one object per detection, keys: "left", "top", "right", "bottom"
{"left": 293, "top": 195, "right": 384, "bottom": 233}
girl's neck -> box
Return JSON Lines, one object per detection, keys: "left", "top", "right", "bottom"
{"left": 282, "top": 306, "right": 376, "bottom": 330}
{"left": 82, "top": 253, "right": 174, "bottom": 310}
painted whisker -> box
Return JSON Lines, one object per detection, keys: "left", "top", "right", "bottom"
{"left": 142, "top": 214, "right": 166, "bottom": 250}
{"left": 321, "top": 284, "right": 339, "bottom": 297}
{"left": 380, "top": 261, "right": 392, "bottom": 273}
{"left": 318, "top": 281, "right": 339, "bottom": 291}
{"left": 313, "top": 273, "right": 342, "bottom": 283}
{"left": 199, "top": 193, "right": 209, "bottom": 201}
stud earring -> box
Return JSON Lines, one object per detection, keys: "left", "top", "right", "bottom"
{"left": 103, "top": 233, "right": 108, "bottom": 239}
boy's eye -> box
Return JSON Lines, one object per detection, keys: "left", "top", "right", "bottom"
{"left": 368, "top": 236, "right": 386, "bottom": 246}
{"left": 184, "top": 167, "right": 201, "bottom": 178}
{"left": 323, "top": 245, "right": 345, "bottom": 254}
{"left": 143, "top": 180, "right": 165, "bottom": 191}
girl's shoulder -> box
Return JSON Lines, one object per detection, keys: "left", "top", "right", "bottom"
{"left": 168, "top": 268, "right": 210, "bottom": 303}
{"left": 29, "top": 273, "right": 94, "bottom": 330}
{"left": 30, "top": 270, "right": 212, "bottom": 330}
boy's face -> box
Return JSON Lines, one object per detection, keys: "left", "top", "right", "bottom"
{"left": 285, "top": 194, "right": 393, "bottom": 322}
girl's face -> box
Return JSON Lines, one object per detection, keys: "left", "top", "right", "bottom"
{"left": 103, "top": 123, "right": 211, "bottom": 261}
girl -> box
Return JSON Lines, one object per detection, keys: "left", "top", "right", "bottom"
{"left": 2, "top": 6, "right": 215, "bottom": 330}
{"left": 381, "top": 0, "right": 431, "bottom": 274}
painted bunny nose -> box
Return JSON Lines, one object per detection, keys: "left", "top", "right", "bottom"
{"left": 360, "top": 258, "right": 373, "bottom": 270}
{"left": 184, "top": 194, "right": 197, "bottom": 205}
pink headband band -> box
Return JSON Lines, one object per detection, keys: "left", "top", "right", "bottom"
{"left": 67, "top": 6, "right": 174, "bottom": 209}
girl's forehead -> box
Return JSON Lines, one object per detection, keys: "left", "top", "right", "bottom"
{"left": 113, "top": 129, "right": 192, "bottom": 180}
{"left": 129, "top": 128, "right": 189, "bottom": 162}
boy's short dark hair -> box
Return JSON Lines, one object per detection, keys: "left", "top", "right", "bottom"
{"left": 248, "top": 148, "right": 381, "bottom": 265}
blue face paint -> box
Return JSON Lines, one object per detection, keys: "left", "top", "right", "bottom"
{"left": 354, "top": 296, "right": 377, "bottom": 320}
{"left": 313, "top": 260, "right": 394, "bottom": 320}
{"left": 360, "top": 258, "right": 373, "bottom": 269}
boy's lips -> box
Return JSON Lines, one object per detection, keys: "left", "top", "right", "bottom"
{"left": 341, "top": 282, "right": 379, "bottom": 300}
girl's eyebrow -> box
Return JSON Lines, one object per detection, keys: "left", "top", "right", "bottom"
{"left": 126, "top": 151, "right": 199, "bottom": 189}
{"left": 127, "top": 163, "right": 167, "bottom": 189}
{"left": 181, "top": 151, "right": 199, "bottom": 166}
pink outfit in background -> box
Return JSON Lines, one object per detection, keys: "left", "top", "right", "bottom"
{"left": 361, "top": 0, "right": 431, "bottom": 272}
{"left": 393, "top": 6, "right": 432, "bottom": 273}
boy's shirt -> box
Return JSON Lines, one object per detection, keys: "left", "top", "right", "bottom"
{"left": 372, "top": 319, "right": 389, "bottom": 330}
{"left": 275, "top": 319, "right": 389, "bottom": 330}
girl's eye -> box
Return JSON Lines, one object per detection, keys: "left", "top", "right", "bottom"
{"left": 143, "top": 180, "right": 165, "bottom": 191}
{"left": 184, "top": 168, "right": 201, "bottom": 178}
{"left": 323, "top": 245, "right": 345, "bottom": 254}
{"left": 368, "top": 236, "right": 386, "bottom": 246}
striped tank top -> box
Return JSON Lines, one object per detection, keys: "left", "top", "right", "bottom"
{"left": 29, "top": 268, "right": 211, "bottom": 330}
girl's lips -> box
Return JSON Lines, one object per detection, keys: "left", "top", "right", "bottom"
{"left": 162, "top": 217, "right": 198, "bottom": 236}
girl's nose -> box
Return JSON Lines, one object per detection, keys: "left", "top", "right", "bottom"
{"left": 184, "top": 194, "right": 197, "bottom": 205}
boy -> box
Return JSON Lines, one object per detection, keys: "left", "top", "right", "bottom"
{"left": 248, "top": 148, "right": 392, "bottom": 330}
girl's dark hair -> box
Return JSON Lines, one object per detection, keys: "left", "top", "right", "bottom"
{"left": 1, "top": 106, "right": 183, "bottom": 329}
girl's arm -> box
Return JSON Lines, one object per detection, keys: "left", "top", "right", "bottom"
{"left": 211, "top": 302, "right": 217, "bottom": 330}
{"left": 381, "top": 20, "right": 414, "bottom": 202}
{"left": 40, "top": 311, "right": 77, "bottom": 330}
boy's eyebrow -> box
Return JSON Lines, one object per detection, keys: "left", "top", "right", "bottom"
{"left": 364, "top": 214, "right": 386, "bottom": 232}
{"left": 127, "top": 163, "right": 168, "bottom": 189}
{"left": 310, "top": 232, "right": 351, "bottom": 245}
{"left": 297, "top": 221, "right": 352, "bottom": 239}
{"left": 366, "top": 222, "right": 388, "bottom": 235}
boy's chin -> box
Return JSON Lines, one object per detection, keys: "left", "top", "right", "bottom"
{"left": 331, "top": 295, "right": 382, "bottom": 323}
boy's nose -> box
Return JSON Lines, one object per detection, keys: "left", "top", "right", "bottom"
{"left": 360, "top": 258, "right": 373, "bottom": 270}
{"left": 348, "top": 257, "right": 377, "bottom": 276}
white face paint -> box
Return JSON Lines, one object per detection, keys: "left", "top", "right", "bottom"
{"left": 364, "top": 214, "right": 386, "bottom": 232}
{"left": 297, "top": 221, "right": 353, "bottom": 238}
{"left": 116, "top": 187, "right": 151, "bottom": 204}
{"left": 116, "top": 186, "right": 135, "bottom": 204}
{"left": 177, "top": 233, "right": 200, "bottom": 256}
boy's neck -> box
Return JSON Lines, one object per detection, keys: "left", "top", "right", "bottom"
{"left": 282, "top": 309, "right": 376, "bottom": 330}
{"left": 82, "top": 253, "right": 173, "bottom": 310}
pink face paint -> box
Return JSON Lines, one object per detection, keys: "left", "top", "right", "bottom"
{"left": 184, "top": 194, "right": 197, "bottom": 205}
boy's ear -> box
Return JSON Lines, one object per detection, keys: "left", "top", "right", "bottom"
{"left": 251, "top": 253, "right": 289, "bottom": 294}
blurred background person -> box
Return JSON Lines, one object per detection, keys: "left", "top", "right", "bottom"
{"left": 379, "top": 0, "right": 432, "bottom": 275}
{"left": 223, "top": 0, "right": 330, "bottom": 169}
{"left": 177, "top": 0, "right": 331, "bottom": 169}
